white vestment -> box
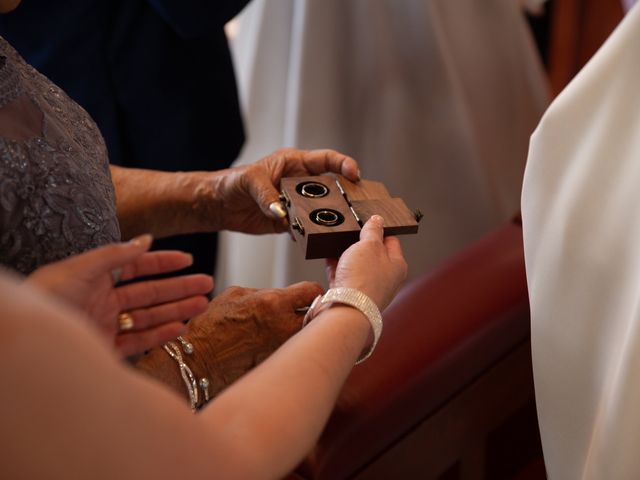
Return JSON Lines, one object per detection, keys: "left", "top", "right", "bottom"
{"left": 218, "top": 0, "right": 547, "bottom": 289}
{"left": 522, "top": 5, "right": 640, "bottom": 478}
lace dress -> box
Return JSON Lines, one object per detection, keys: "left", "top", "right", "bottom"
{"left": 0, "top": 37, "right": 120, "bottom": 274}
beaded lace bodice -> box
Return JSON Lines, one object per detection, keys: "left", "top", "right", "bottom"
{"left": 0, "top": 37, "right": 120, "bottom": 274}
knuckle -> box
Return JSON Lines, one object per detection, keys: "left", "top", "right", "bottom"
{"left": 258, "top": 290, "right": 280, "bottom": 307}
{"left": 224, "top": 285, "right": 249, "bottom": 298}
{"left": 105, "top": 242, "right": 128, "bottom": 258}
{"left": 274, "top": 147, "right": 294, "bottom": 157}
{"left": 398, "top": 260, "right": 409, "bottom": 278}
{"left": 329, "top": 149, "right": 342, "bottom": 158}
{"left": 242, "top": 164, "right": 259, "bottom": 182}
{"left": 301, "top": 281, "right": 324, "bottom": 298}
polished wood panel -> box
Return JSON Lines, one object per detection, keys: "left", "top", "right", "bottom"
{"left": 548, "top": 0, "right": 624, "bottom": 96}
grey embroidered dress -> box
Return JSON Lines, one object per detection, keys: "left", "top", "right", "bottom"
{"left": 0, "top": 37, "right": 120, "bottom": 274}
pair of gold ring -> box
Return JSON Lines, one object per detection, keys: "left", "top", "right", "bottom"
{"left": 118, "top": 312, "right": 135, "bottom": 332}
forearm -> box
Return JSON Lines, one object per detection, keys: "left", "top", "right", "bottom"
{"left": 199, "top": 306, "right": 370, "bottom": 478}
{"left": 110, "top": 165, "right": 227, "bottom": 239}
{"left": 138, "top": 305, "right": 370, "bottom": 477}
{"left": 4, "top": 213, "right": 400, "bottom": 479}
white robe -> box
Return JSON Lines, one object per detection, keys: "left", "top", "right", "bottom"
{"left": 522, "top": 5, "right": 640, "bottom": 478}
{"left": 218, "top": 0, "right": 548, "bottom": 289}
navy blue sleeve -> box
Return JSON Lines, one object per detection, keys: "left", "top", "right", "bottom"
{"left": 146, "top": 0, "right": 251, "bottom": 38}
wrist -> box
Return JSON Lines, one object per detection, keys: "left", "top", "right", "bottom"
{"left": 303, "top": 287, "right": 383, "bottom": 364}
{"left": 113, "top": 167, "right": 215, "bottom": 238}
{"left": 133, "top": 342, "right": 225, "bottom": 407}
{"left": 184, "top": 330, "right": 270, "bottom": 392}
{"left": 162, "top": 336, "right": 217, "bottom": 411}
{"left": 133, "top": 347, "right": 188, "bottom": 396}
{"left": 179, "top": 333, "right": 228, "bottom": 398}
{"left": 189, "top": 170, "right": 227, "bottom": 233}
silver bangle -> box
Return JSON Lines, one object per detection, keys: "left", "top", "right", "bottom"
{"left": 177, "top": 335, "right": 194, "bottom": 355}
{"left": 163, "top": 341, "right": 198, "bottom": 411}
{"left": 163, "top": 338, "right": 212, "bottom": 412}
{"left": 303, "top": 287, "right": 383, "bottom": 364}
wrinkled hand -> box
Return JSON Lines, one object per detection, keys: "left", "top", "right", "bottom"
{"left": 211, "top": 148, "right": 359, "bottom": 234}
{"left": 181, "top": 281, "right": 323, "bottom": 391}
{"left": 26, "top": 235, "right": 214, "bottom": 356}
{"left": 326, "top": 215, "right": 407, "bottom": 311}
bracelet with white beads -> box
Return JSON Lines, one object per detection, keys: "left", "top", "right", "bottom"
{"left": 303, "top": 287, "right": 382, "bottom": 364}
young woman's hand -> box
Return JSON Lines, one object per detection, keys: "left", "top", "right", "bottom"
{"left": 326, "top": 215, "right": 407, "bottom": 310}
{"left": 26, "top": 235, "right": 213, "bottom": 356}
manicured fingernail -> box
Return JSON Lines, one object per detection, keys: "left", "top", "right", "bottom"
{"left": 130, "top": 233, "right": 153, "bottom": 247}
{"left": 269, "top": 202, "right": 287, "bottom": 219}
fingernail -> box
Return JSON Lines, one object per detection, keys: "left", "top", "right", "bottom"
{"left": 130, "top": 233, "right": 153, "bottom": 247}
{"left": 371, "top": 215, "right": 384, "bottom": 225}
{"left": 269, "top": 202, "right": 287, "bottom": 219}
{"left": 185, "top": 253, "right": 194, "bottom": 265}
{"left": 356, "top": 169, "right": 362, "bottom": 180}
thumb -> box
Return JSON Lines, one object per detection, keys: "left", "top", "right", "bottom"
{"left": 248, "top": 171, "right": 287, "bottom": 220}
{"left": 359, "top": 215, "right": 385, "bottom": 243}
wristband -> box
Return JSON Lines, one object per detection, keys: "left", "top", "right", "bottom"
{"left": 303, "top": 287, "right": 382, "bottom": 364}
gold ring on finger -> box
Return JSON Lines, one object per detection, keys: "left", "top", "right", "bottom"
{"left": 118, "top": 312, "right": 135, "bottom": 332}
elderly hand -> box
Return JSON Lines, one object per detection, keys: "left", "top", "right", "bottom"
{"left": 186, "top": 281, "right": 323, "bottom": 387}
{"left": 26, "top": 235, "right": 214, "bottom": 357}
{"left": 326, "top": 215, "right": 407, "bottom": 311}
{"left": 134, "top": 281, "right": 323, "bottom": 398}
{"left": 196, "top": 148, "right": 360, "bottom": 235}
{"left": 110, "top": 148, "right": 359, "bottom": 239}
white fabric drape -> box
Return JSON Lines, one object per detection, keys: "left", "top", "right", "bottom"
{"left": 522, "top": 5, "right": 640, "bottom": 478}
{"left": 218, "top": 0, "right": 548, "bottom": 290}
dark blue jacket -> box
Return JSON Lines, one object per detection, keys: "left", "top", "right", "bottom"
{"left": 0, "top": 0, "right": 248, "bottom": 171}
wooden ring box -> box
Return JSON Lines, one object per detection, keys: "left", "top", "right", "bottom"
{"left": 280, "top": 174, "right": 421, "bottom": 259}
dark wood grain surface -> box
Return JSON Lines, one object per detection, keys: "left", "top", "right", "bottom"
{"left": 281, "top": 174, "right": 420, "bottom": 259}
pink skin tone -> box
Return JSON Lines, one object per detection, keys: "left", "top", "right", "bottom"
{"left": 0, "top": 0, "right": 20, "bottom": 13}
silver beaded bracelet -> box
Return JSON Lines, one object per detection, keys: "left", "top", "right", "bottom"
{"left": 163, "top": 336, "right": 211, "bottom": 412}
{"left": 303, "top": 287, "right": 383, "bottom": 364}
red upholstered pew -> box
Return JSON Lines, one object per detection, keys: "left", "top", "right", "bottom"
{"left": 292, "top": 220, "right": 544, "bottom": 480}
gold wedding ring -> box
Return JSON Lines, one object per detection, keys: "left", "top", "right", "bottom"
{"left": 314, "top": 209, "right": 340, "bottom": 226}
{"left": 117, "top": 312, "right": 135, "bottom": 332}
{"left": 300, "top": 182, "right": 328, "bottom": 198}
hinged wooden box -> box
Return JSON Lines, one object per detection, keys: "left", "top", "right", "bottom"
{"left": 280, "top": 174, "right": 421, "bottom": 259}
